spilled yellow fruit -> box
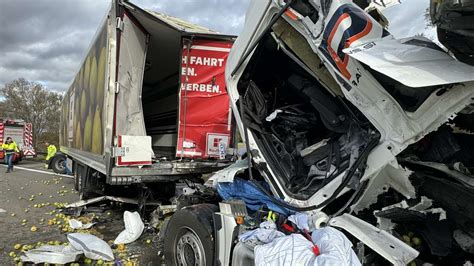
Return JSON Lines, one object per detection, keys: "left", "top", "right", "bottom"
{"left": 412, "top": 237, "right": 422, "bottom": 246}
{"left": 117, "top": 243, "right": 125, "bottom": 251}
{"left": 30, "top": 226, "right": 38, "bottom": 232}
{"left": 14, "top": 244, "right": 22, "bottom": 250}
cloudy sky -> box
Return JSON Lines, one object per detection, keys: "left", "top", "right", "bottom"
{"left": 0, "top": 0, "right": 431, "bottom": 93}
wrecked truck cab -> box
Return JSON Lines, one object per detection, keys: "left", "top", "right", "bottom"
{"left": 222, "top": 0, "right": 474, "bottom": 264}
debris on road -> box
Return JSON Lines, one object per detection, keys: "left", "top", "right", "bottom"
{"left": 65, "top": 196, "right": 140, "bottom": 209}
{"left": 68, "top": 219, "right": 95, "bottom": 230}
{"left": 68, "top": 233, "right": 115, "bottom": 261}
{"left": 114, "top": 211, "right": 145, "bottom": 245}
{"left": 20, "top": 244, "right": 82, "bottom": 264}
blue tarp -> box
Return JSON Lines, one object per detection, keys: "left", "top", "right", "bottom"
{"left": 217, "top": 177, "right": 293, "bottom": 216}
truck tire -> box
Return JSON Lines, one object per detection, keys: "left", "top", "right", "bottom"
{"left": 76, "top": 164, "right": 95, "bottom": 200}
{"left": 164, "top": 204, "right": 218, "bottom": 266}
{"left": 51, "top": 155, "right": 67, "bottom": 174}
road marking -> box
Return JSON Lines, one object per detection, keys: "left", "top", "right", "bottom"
{"left": 1, "top": 165, "right": 73, "bottom": 179}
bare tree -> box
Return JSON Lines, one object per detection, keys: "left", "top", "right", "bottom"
{"left": 1, "top": 78, "right": 63, "bottom": 147}
{"left": 425, "top": 7, "right": 434, "bottom": 28}
{"left": 0, "top": 101, "right": 5, "bottom": 116}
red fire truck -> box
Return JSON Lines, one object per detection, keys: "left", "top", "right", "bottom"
{"left": 0, "top": 119, "right": 36, "bottom": 163}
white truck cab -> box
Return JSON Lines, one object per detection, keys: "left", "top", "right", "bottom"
{"left": 161, "top": 0, "right": 474, "bottom": 265}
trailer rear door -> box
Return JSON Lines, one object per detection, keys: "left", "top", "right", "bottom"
{"left": 176, "top": 39, "right": 234, "bottom": 159}
{"left": 114, "top": 11, "right": 153, "bottom": 166}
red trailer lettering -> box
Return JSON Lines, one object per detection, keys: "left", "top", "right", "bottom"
{"left": 176, "top": 40, "right": 233, "bottom": 158}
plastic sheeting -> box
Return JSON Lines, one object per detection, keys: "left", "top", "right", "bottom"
{"left": 288, "top": 213, "right": 310, "bottom": 231}
{"left": 255, "top": 234, "right": 317, "bottom": 265}
{"left": 114, "top": 211, "right": 145, "bottom": 244}
{"left": 67, "top": 233, "right": 114, "bottom": 261}
{"left": 312, "top": 227, "right": 361, "bottom": 266}
{"left": 239, "top": 220, "right": 285, "bottom": 244}
{"left": 20, "top": 245, "right": 82, "bottom": 264}
{"left": 253, "top": 226, "right": 361, "bottom": 266}
{"left": 217, "top": 177, "right": 292, "bottom": 216}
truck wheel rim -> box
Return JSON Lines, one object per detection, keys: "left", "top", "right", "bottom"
{"left": 176, "top": 228, "right": 205, "bottom": 266}
{"left": 55, "top": 159, "right": 65, "bottom": 171}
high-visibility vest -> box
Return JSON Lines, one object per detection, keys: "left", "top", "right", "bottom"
{"left": 1, "top": 142, "right": 19, "bottom": 154}
{"left": 46, "top": 145, "right": 57, "bottom": 160}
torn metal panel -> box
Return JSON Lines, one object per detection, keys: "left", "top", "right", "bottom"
{"left": 374, "top": 196, "right": 441, "bottom": 222}
{"left": 373, "top": 197, "right": 452, "bottom": 256}
{"left": 385, "top": 163, "right": 416, "bottom": 198}
{"left": 205, "top": 159, "right": 248, "bottom": 188}
{"left": 352, "top": 161, "right": 415, "bottom": 213}
{"left": 409, "top": 196, "right": 433, "bottom": 212}
{"left": 329, "top": 213, "right": 419, "bottom": 265}
{"left": 453, "top": 230, "right": 474, "bottom": 254}
{"left": 403, "top": 159, "right": 474, "bottom": 188}
{"left": 344, "top": 36, "right": 474, "bottom": 87}
{"left": 65, "top": 196, "right": 139, "bottom": 208}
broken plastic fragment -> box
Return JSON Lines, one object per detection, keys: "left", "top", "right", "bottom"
{"left": 265, "top": 109, "right": 283, "bottom": 122}
{"left": 68, "top": 219, "right": 94, "bottom": 230}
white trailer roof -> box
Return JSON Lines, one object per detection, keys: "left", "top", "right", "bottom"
{"left": 145, "top": 10, "right": 219, "bottom": 35}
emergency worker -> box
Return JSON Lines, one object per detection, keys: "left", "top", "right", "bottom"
{"left": 44, "top": 142, "right": 57, "bottom": 169}
{"left": 1, "top": 137, "right": 19, "bottom": 173}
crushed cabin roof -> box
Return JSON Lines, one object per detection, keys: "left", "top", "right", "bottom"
{"left": 145, "top": 10, "right": 220, "bottom": 35}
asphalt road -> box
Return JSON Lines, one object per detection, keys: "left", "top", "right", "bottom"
{"left": 0, "top": 160, "right": 160, "bottom": 265}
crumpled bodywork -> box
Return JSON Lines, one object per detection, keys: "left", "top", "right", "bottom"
{"left": 225, "top": 0, "right": 474, "bottom": 264}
